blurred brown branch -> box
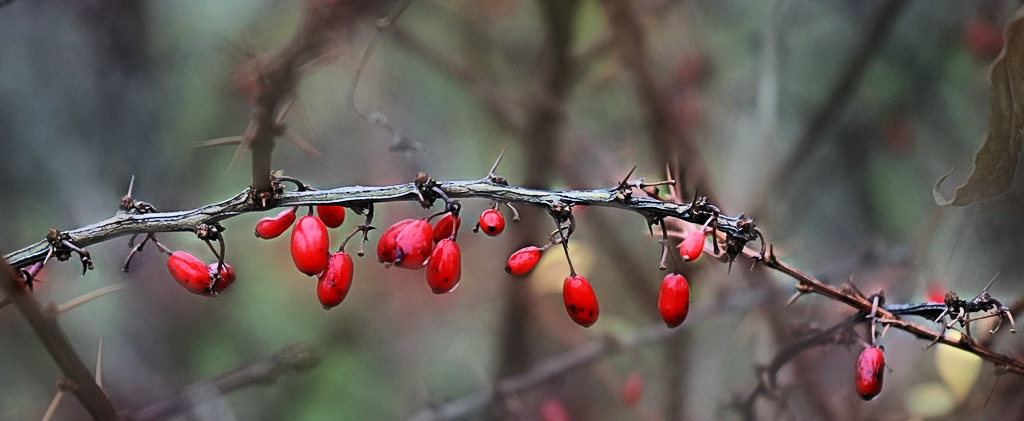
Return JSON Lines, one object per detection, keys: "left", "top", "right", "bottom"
{"left": 134, "top": 343, "right": 320, "bottom": 421}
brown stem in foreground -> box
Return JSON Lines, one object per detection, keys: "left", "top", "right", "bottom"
{"left": 0, "top": 258, "right": 119, "bottom": 421}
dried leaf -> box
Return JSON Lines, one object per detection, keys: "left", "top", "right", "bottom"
{"left": 935, "top": 8, "right": 1024, "bottom": 206}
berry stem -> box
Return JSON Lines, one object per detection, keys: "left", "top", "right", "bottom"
{"left": 552, "top": 214, "right": 575, "bottom": 277}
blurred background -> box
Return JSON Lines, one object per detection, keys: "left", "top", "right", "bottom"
{"left": 2, "top": 0, "right": 1024, "bottom": 420}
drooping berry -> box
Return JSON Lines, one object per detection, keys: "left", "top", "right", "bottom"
{"left": 505, "top": 246, "right": 541, "bottom": 276}
{"left": 291, "top": 215, "right": 330, "bottom": 276}
{"left": 254, "top": 208, "right": 296, "bottom": 239}
{"left": 317, "top": 252, "right": 353, "bottom": 309}
{"left": 316, "top": 205, "right": 346, "bottom": 228}
{"left": 432, "top": 213, "right": 461, "bottom": 243}
{"left": 426, "top": 239, "right": 461, "bottom": 294}
{"left": 621, "top": 371, "right": 644, "bottom": 407}
{"left": 167, "top": 251, "right": 211, "bottom": 295}
{"left": 658, "top": 273, "right": 690, "bottom": 328}
{"left": 679, "top": 229, "right": 705, "bottom": 262}
{"left": 479, "top": 208, "right": 505, "bottom": 237}
{"left": 539, "top": 399, "right": 571, "bottom": 421}
{"left": 563, "top": 275, "right": 599, "bottom": 327}
{"left": 376, "top": 219, "right": 433, "bottom": 269}
{"left": 855, "top": 346, "right": 885, "bottom": 400}
{"left": 207, "top": 262, "right": 236, "bottom": 295}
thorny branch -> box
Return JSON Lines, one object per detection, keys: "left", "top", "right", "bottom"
{"left": 4, "top": 178, "right": 752, "bottom": 270}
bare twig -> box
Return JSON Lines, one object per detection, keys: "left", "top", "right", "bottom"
{"left": 56, "top": 284, "right": 127, "bottom": 315}
{"left": 134, "top": 343, "right": 320, "bottom": 421}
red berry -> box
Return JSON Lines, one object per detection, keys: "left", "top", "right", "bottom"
{"left": 621, "top": 371, "right": 644, "bottom": 407}
{"left": 855, "top": 346, "right": 885, "bottom": 400}
{"left": 964, "top": 16, "right": 1004, "bottom": 60}
{"left": 316, "top": 205, "right": 346, "bottom": 228}
{"left": 563, "top": 274, "right": 599, "bottom": 327}
{"left": 679, "top": 229, "right": 705, "bottom": 262}
{"left": 432, "top": 213, "right": 461, "bottom": 243}
{"left": 317, "top": 252, "right": 354, "bottom": 309}
{"left": 658, "top": 273, "right": 690, "bottom": 328}
{"left": 479, "top": 209, "right": 505, "bottom": 237}
{"left": 425, "top": 239, "right": 461, "bottom": 294}
{"left": 376, "top": 219, "right": 433, "bottom": 269}
{"left": 166, "top": 251, "right": 211, "bottom": 295}
{"left": 505, "top": 246, "right": 541, "bottom": 276}
{"left": 207, "top": 262, "right": 236, "bottom": 295}
{"left": 290, "top": 215, "right": 330, "bottom": 276}
{"left": 254, "top": 208, "right": 296, "bottom": 239}
{"left": 539, "top": 399, "right": 571, "bottom": 421}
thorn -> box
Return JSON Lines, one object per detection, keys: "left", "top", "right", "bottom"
{"left": 784, "top": 291, "right": 804, "bottom": 308}
{"left": 195, "top": 136, "right": 245, "bottom": 148}
{"left": 56, "top": 284, "right": 127, "bottom": 315}
{"left": 126, "top": 175, "right": 135, "bottom": 199}
{"left": 40, "top": 391, "right": 65, "bottom": 421}
{"left": 488, "top": 148, "right": 506, "bottom": 177}
{"left": 284, "top": 129, "right": 329, "bottom": 167}
{"left": 95, "top": 338, "right": 103, "bottom": 388}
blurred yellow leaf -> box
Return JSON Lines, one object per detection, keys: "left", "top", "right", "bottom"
{"left": 529, "top": 241, "right": 596, "bottom": 295}
{"left": 905, "top": 382, "right": 955, "bottom": 418}
{"left": 935, "top": 330, "right": 982, "bottom": 401}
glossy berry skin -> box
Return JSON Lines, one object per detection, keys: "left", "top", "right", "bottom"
{"left": 658, "top": 274, "right": 690, "bottom": 328}
{"left": 207, "top": 262, "right": 236, "bottom": 295}
{"left": 505, "top": 246, "right": 541, "bottom": 276}
{"left": 539, "top": 399, "right": 570, "bottom": 421}
{"left": 479, "top": 209, "right": 505, "bottom": 237}
{"left": 254, "top": 208, "right": 296, "bottom": 239}
{"left": 167, "top": 251, "right": 211, "bottom": 295}
{"left": 432, "top": 213, "right": 461, "bottom": 243}
{"left": 316, "top": 205, "right": 346, "bottom": 228}
{"left": 426, "top": 239, "right": 461, "bottom": 294}
{"left": 679, "top": 229, "right": 705, "bottom": 262}
{"left": 317, "top": 252, "right": 353, "bottom": 309}
{"left": 291, "top": 215, "right": 330, "bottom": 276}
{"left": 621, "top": 371, "right": 644, "bottom": 407}
{"left": 563, "top": 275, "right": 599, "bottom": 327}
{"left": 855, "top": 347, "right": 885, "bottom": 400}
{"left": 376, "top": 219, "right": 433, "bottom": 269}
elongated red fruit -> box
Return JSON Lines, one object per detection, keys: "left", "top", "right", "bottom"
{"left": 621, "top": 371, "right": 644, "bottom": 407}
{"left": 376, "top": 219, "right": 433, "bottom": 269}
{"left": 255, "top": 208, "right": 296, "bottom": 239}
{"left": 318, "top": 252, "right": 354, "bottom": 309}
{"left": 167, "top": 251, "right": 211, "bottom": 295}
{"left": 658, "top": 273, "right": 690, "bottom": 328}
{"left": 505, "top": 246, "right": 541, "bottom": 276}
{"left": 563, "top": 275, "right": 599, "bottom": 327}
{"left": 317, "top": 205, "right": 346, "bottom": 228}
{"left": 426, "top": 239, "right": 461, "bottom": 294}
{"left": 679, "top": 229, "right": 705, "bottom": 262}
{"left": 291, "top": 215, "right": 330, "bottom": 276}
{"left": 432, "top": 213, "right": 461, "bottom": 243}
{"left": 207, "top": 262, "right": 236, "bottom": 295}
{"left": 479, "top": 209, "right": 505, "bottom": 237}
{"left": 855, "top": 346, "right": 885, "bottom": 400}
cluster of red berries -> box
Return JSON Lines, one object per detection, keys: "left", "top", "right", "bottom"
{"left": 255, "top": 205, "right": 353, "bottom": 309}
{"left": 502, "top": 222, "right": 708, "bottom": 328}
